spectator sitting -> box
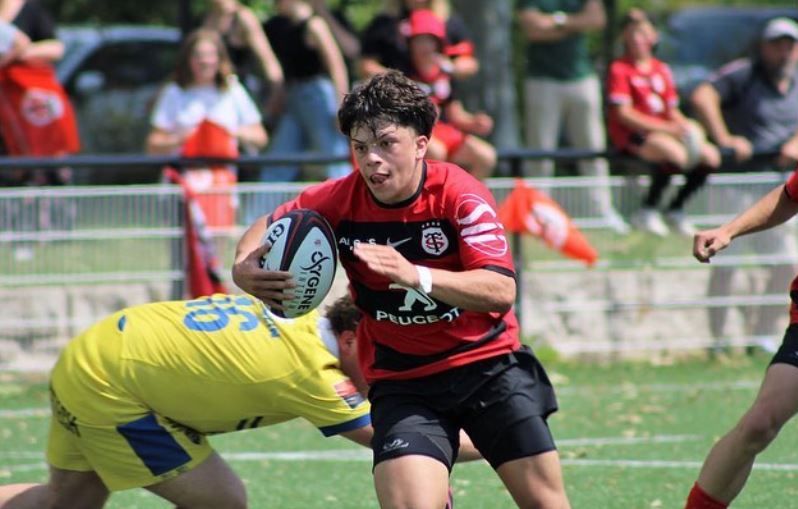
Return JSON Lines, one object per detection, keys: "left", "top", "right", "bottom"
{"left": 202, "top": 0, "right": 285, "bottom": 124}
{"left": 607, "top": 9, "right": 720, "bottom": 237}
{"left": 691, "top": 16, "right": 798, "bottom": 354}
{"left": 259, "top": 0, "right": 350, "bottom": 184}
{"left": 517, "top": 0, "right": 629, "bottom": 235}
{"left": 407, "top": 9, "right": 495, "bottom": 178}
{"left": 146, "top": 29, "right": 267, "bottom": 228}
{"left": 359, "top": 0, "right": 478, "bottom": 81}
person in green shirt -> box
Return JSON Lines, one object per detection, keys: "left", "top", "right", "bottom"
{"left": 517, "top": 0, "right": 629, "bottom": 235}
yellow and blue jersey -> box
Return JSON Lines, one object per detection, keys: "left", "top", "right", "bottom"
{"left": 47, "top": 294, "right": 369, "bottom": 490}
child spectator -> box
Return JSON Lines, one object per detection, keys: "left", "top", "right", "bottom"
{"left": 607, "top": 9, "right": 720, "bottom": 236}
{"left": 146, "top": 29, "right": 267, "bottom": 227}
{"left": 407, "top": 9, "right": 495, "bottom": 178}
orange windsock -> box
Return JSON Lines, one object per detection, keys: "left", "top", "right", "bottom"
{"left": 498, "top": 179, "right": 598, "bottom": 266}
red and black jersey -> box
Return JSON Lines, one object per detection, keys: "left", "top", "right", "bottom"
{"left": 783, "top": 170, "right": 798, "bottom": 324}
{"left": 270, "top": 160, "right": 520, "bottom": 382}
{"left": 607, "top": 56, "right": 679, "bottom": 150}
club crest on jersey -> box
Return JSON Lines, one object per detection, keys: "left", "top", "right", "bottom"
{"left": 420, "top": 221, "right": 448, "bottom": 256}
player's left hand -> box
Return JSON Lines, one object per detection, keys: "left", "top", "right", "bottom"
{"left": 353, "top": 243, "right": 419, "bottom": 288}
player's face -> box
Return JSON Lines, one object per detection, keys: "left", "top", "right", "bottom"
{"left": 350, "top": 123, "right": 429, "bottom": 204}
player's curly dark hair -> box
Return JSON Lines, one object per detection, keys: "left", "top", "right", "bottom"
{"left": 325, "top": 294, "right": 361, "bottom": 335}
{"left": 338, "top": 70, "right": 438, "bottom": 138}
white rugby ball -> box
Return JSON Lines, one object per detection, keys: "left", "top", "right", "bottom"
{"left": 260, "top": 209, "right": 337, "bottom": 318}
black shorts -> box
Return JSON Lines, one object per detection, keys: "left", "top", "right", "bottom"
{"left": 770, "top": 323, "right": 798, "bottom": 368}
{"left": 368, "top": 345, "right": 559, "bottom": 471}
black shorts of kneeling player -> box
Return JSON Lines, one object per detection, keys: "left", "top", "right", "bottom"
{"left": 369, "top": 345, "right": 559, "bottom": 471}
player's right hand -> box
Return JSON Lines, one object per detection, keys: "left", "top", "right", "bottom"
{"left": 232, "top": 243, "right": 295, "bottom": 310}
{"left": 693, "top": 228, "right": 731, "bottom": 263}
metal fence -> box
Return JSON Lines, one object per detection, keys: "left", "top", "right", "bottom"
{"left": 2, "top": 168, "right": 796, "bottom": 361}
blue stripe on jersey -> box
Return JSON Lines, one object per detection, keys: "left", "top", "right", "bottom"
{"left": 117, "top": 414, "right": 191, "bottom": 475}
{"left": 318, "top": 414, "right": 371, "bottom": 437}
{"left": 117, "top": 315, "right": 126, "bottom": 331}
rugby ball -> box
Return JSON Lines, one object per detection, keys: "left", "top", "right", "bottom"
{"left": 260, "top": 209, "right": 337, "bottom": 318}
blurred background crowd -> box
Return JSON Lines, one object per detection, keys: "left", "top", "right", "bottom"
{"left": 0, "top": 0, "right": 796, "bottom": 239}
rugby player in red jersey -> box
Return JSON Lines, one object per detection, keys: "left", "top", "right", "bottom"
{"left": 233, "top": 70, "right": 570, "bottom": 509}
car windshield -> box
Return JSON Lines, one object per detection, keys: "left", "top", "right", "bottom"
{"left": 658, "top": 17, "right": 759, "bottom": 68}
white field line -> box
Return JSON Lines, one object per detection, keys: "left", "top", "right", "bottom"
{"left": 0, "top": 434, "right": 706, "bottom": 476}
{"left": 556, "top": 379, "right": 760, "bottom": 395}
{"left": 8, "top": 456, "right": 798, "bottom": 474}
{"left": 0, "top": 379, "right": 763, "bottom": 421}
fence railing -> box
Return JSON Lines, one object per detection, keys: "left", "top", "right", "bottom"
{"left": 1, "top": 149, "right": 794, "bottom": 362}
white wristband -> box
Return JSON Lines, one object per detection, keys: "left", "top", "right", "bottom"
{"left": 415, "top": 265, "right": 433, "bottom": 294}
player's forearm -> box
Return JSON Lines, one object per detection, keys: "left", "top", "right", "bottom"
{"left": 235, "top": 215, "right": 270, "bottom": 264}
{"left": 725, "top": 185, "right": 798, "bottom": 239}
{"left": 424, "top": 268, "right": 515, "bottom": 313}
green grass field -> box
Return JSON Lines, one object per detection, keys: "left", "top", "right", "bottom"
{"left": 2, "top": 353, "right": 797, "bottom": 508}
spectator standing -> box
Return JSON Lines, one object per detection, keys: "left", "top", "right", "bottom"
{"left": 0, "top": 0, "right": 78, "bottom": 185}
{"left": 0, "top": 0, "right": 79, "bottom": 261}
{"left": 607, "top": 9, "right": 720, "bottom": 237}
{"left": 202, "top": 0, "right": 285, "bottom": 123}
{"left": 517, "top": 0, "right": 629, "bottom": 235}
{"left": 407, "top": 9, "right": 496, "bottom": 178}
{"left": 146, "top": 29, "right": 267, "bottom": 227}
{"left": 691, "top": 17, "right": 798, "bottom": 353}
{"left": 259, "top": 0, "right": 350, "bottom": 184}
{"left": 308, "top": 0, "right": 361, "bottom": 80}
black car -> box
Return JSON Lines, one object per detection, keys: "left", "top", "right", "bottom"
{"left": 56, "top": 25, "right": 181, "bottom": 156}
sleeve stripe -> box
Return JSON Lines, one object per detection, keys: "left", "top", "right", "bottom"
{"left": 460, "top": 222, "right": 503, "bottom": 236}
{"left": 318, "top": 413, "right": 371, "bottom": 437}
{"left": 464, "top": 233, "right": 506, "bottom": 245}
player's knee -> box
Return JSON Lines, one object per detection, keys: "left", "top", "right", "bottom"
{"left": 738, "top": 410, "right": 782, "bottom": 451}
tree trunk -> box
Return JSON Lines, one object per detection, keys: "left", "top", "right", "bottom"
{"left": 451, "top": 0, "right": 521, "bottom": 166}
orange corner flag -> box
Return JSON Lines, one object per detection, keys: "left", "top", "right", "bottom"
{"left": 498, "top": 179, "right": 598, "bottom": 266}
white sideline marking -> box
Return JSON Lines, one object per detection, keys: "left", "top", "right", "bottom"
{"left": 0, "top": 434, "right": 704, "bottom": 476}
{"left": 557, "top": 434, "right": 699, "bottom": 446}
{"left": 559, "top": 459, "right": 798, "bottom": 472}
{"left": 7, "top": 456, "right": 798, "bottom": 475}
{"left": 0, "top": 408, "right": 49, "bottom": 419}
{"left": 557, "top": 379, "right": 760, "bottom": 395}
{"left": 0, "top": 380, "right": 763, "bottom": 421}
